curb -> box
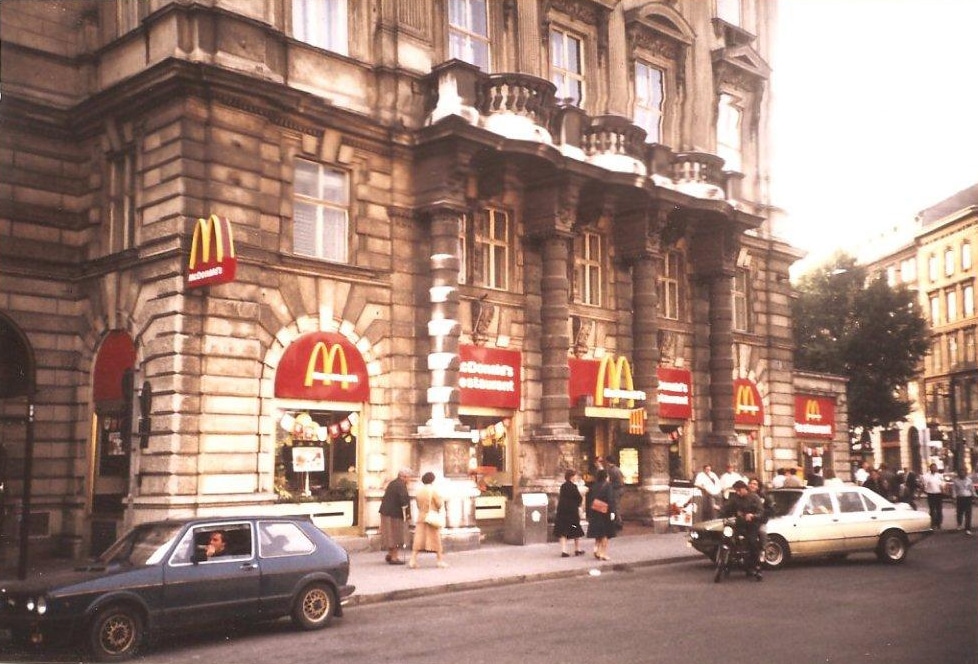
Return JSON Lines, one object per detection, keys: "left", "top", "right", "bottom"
{"left": 348, "top": 553, "right": 699, "bottom": 607}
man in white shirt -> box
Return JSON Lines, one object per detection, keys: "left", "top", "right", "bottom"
{"left": 921, "top": 463, "right": 946, "bottom": 530}
{"left": 694, "top": 464, "right": 722, "bottom": 521}
{"left": 719, "top": 463, "right": 746, "bottom": 502}
{"left": 854, "top": 461, "right": 870, "bottom": 485}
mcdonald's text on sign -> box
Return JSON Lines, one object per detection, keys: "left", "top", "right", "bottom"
{"left": 656, "top": 367, "right": 692, "bottom": 420}
{"left": 568, "top": 356, "right": 646, "bottom": 410}
{"left": 733, "top": 378, "right": 763, "bottom": 426}
{"left": 794, "top": 395, "right": 835, "bottom": 439}
{"left": 187, "top": 214, "right": 237, "bottom": 288}
{"left": 459, "top": 345, "right": 522, "bottom": 409}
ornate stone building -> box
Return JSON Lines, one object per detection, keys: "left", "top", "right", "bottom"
{"left": 0, "top": 0, "right": 842, "bottom": 562}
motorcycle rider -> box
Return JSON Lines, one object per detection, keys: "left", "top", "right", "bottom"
{"left": 720, "top": 479, "right": 765, "bottom": 580}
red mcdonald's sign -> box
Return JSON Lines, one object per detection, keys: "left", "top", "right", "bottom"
{"left": 656, "top": 367, "right": 692, "bottom": 420}
{"left": 459, "top": 345, "right": 522, "bottom": 410}
{"left": 794, "top": 395, "right": 835, "bottom": 439}
{"left": 733, "top": 378, "right": 764, "bottom": 426}
{"left": 187, "top": 214, "right": 237, "bottom": 288}
{"left": 274, "top": 332, "right": 370, "bottom": 401}
{"left": 568, "top": 356, "right": 647, "bottom": 409}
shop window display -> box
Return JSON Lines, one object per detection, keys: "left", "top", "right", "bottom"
{"left": 275, "top": 410, "right": 358, "bottom": 502}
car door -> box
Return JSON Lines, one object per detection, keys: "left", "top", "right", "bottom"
{"left": 256, "top": 520, "right": 319, "bottom": 618}
{"left": 788, "top": 491, "right": 845, "bottom": 556}
{"left": 833, "top": 489, "right": 878, "bottom": 552}
{"left": 162, "top": 521, "right": 262, "bottom": 628}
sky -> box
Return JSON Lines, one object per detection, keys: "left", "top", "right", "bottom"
{"left": 769, "top": 0, "right": 978, "bottom": 271}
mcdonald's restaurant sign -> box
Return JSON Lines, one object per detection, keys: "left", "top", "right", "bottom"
{"left": 187, "top": 214, "right": 237, "bottom": 288}
{"left": 459, "top": 344, "right": 521, "bottom": 410}
{"left": 569, "top": 355, "right": 647, "bottom": 410}
{"left": 733, "top": 378, "right": 764, "bottom": 426}
{"left": 274, "top": 332, "right": 370, "bottom": 402}
{"left": 656, "top": 366, "right": 692, "bottom": 420}
{"left": 794, "top": 395, "right": 835, "bottom": 439}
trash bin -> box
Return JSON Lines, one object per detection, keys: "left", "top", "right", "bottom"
{"left": 503, "top": 492, "right": 549, "bottom": 545}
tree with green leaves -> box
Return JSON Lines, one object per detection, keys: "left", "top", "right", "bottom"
{"left": 793, "top": 252, "right": 930, "bottom": 430}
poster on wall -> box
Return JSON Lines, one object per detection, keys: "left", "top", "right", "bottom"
{"left": 98, "top": 414, "right": 129, "bottom": 477}
{"left": 668, "top": 484, "right": 698, "bottom": 528}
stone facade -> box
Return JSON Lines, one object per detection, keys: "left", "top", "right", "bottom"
{"left": 0, "top": 0, "right": 844, "bottom": 562}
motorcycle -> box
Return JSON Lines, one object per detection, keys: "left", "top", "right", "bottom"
{"left": 713, "top": 517, "right": 762, "bottom": 583}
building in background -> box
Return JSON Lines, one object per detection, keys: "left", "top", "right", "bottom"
{"left": 862, "top": 183, "right": 978, "bottom": 476}
{"left": 0, "top": 0, "right": 845, "bottom": 564}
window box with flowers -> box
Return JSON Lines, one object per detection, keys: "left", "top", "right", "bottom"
{"left": 474, "top": 478, "right": 509, "bottom": 520}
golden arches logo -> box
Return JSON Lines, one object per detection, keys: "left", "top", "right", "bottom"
{"left": 595, "top": 355, "right": 646, "bottom": 407}
{"left": 804, "top": 399, "right": 822, "bottom": 422}
{"left": 304, "top": 342, "right": 358, "bottom": 390}
{"left": 735, "top": 384, "right": 759, "bottom": 414}
{"left": 189, "top": 214, "right": 235, "bottom": 269}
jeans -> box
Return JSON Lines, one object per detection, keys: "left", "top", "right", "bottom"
{"left": 926, "top": 493, "right": 944, "bottom": 529}
{"left": 955, "top": 497, "right": 973, "bottom": 531}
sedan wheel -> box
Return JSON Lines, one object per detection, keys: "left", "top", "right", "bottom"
{"left": 292, "top": 583, "right": 336, "bottom": 630}
{"left": 876, "top": 531, "right": 908, "bottom": 564}
{"left": 89, "top": 605, "right": 143, "bottom": 662}
{"left": 763, "top": 536, "right": 789, "bottom": 569}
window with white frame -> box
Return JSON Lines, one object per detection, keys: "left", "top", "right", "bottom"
{"left": 963, "top": 242, "right": 973, "bottom": 271}
{"left": 634, "top": 61, "right": 664, "bottom": 143}
{"left": 965, "top": 284, "right": 975, "bottom": 317}
{"left": 292, "top": 0, "right": 348, "bottom": 55}
{"left": 657, "top": 251, "right": 683, "bottom": 320}
{"left": 928, "top": 254, "right": 938, "bottom": 282}
{"left": 293, "top": 159, "right": 350, "bottom": 263}
{"left": 108, "top": 148, "right": 137, "bottom": 254}
{"left": 886, "top": 265, "right": 897, "bottom": 287}
{"left": 474, "top": 208, "right": 509, "bottom": 290}
{"left": 947, "top": 289, "right": 957, "bottom": 322}
{"left": 930, "top": 294, "right": 940, "bottom": 324}
{"left": 933, "top": 337, "right": 943, "bottom": 372}
{"left": 717, "top": 93, "right": 742, "bottom": 172}
{"left": 550, "top": 28, "right": 584, "bottom": 106}
{"left": 948, "top": 334, "right": 959, "bottom": 367}
{"left": 967, "top": 329, "right": 976, "bottom": 363}
{"left": 945, "top": 247, "right": 955, "bottom": 277}
{"left": 448, "top": 0, "right": 490, "bottom": 70}
{"left": 900, "top": 257, "right": 916, "bottom": 283}
{"left": 716, "top": 0, "right": 742, "bottom": 25}
{"left": 574, "top": 231, "right": 602, "bottom": 306}
{"left": 733, "top": 268, "right": 750, "bottom": 331}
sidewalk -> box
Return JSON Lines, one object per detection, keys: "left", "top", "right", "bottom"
{"left": 342, "top": 525, "right": 699, "bottom": 607}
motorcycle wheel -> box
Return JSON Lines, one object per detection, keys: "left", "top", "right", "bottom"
{"left": 713, "top": 547, "right": 729, "bottom": 583}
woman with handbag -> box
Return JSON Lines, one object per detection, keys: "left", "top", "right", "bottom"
{"left": 408, "top": 471, "right": 448, "bottom": 568}
{"left": 586, "top": 468, "right": 617, "bottom": 561}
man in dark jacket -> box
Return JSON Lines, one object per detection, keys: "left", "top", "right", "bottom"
{"left": 720, "top": 480, "right": 765, "bottom": 579}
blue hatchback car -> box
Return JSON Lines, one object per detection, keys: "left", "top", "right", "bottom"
{"left": 0, "top": 515, "right": 355, "bottom": 661}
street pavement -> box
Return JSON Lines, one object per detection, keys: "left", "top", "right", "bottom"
{"left": 340, "top": 523, "right": 698, "bottom": 607}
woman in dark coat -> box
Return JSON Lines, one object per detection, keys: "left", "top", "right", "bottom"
{"left": 378, "top": 468, "right": 412, "bottom": 564}
{"left": 587, "top": 468, "right": 617, "bottom": 560}
{"left": 553, "top": 469, "right": 585, "bottom": 557}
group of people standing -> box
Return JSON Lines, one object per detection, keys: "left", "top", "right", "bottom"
{"left": 378, "top": 468, "right": 448, "bottom": 569}
{"left": 552, "top": 456, "right": 624, "bottom": 562}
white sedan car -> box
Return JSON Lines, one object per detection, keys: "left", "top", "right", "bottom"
{"left": 689, "top": 485, "right": 933, "bottom": 569}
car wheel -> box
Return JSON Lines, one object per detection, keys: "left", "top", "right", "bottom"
{"left": 292, "top": 582, "right": 336, "bottom": 630}
{"left": 763, "top": 536, "right": 789, "bottom": 569}
{"left": 876, "top": 531, "right": 908, "bottom": 564}
{"left": 88, "top": 604, "right": 143, "bottom": 662}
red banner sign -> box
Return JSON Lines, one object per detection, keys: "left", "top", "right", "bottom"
{"left": 187, "top": 214, "right": 237, "bottom": 288}
{"left": 733, "top": 378, "right": 764, "bottom": 426}
{"left": 656, "top": 367, "right": 692, "bottom": 420}
{"left": 568, "top": 356, "right": 646, "bottom": 408}
{"left": 274, "top": 332, "right": 370, "bottom": 402}
{"left": 794, "top": 395, "right": 835, "bottom": 439}
{"left": 459, "top": 345, "right": 521, "bottom": 409}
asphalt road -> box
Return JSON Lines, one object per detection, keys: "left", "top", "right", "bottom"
{"left": 7, "top": 531, "right": 976, "bottom": 664}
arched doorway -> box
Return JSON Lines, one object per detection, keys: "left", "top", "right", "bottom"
{"left": 0, "top": 313, "right": 37, "bottom": 578}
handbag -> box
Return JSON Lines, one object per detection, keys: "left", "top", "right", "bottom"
{"left": 424, "top": 509, "right": 445, "bottom": 529}
{"left": 591, "top": 498, "right": 609, "bottom": 514}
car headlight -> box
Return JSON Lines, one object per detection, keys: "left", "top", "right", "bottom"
{"left": 25, "top": 596, "right": 47, "bottom": 615}
{"left": 689, "top": 531, "right": 699, "bottom": 540}
{"left": 722, "top": 525, "right": 734, "bottom": 537}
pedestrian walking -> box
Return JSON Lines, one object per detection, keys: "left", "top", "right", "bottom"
{"left": 378, "top": 467, "right": 412, "bottom": 565}
{"left": 408, "top": 471, "right": 448, "bottom": 569}
{"left": 553, "top": 469, "right": 585, "bottom": 557}
{"left": 693, "top": 464, "right": 721, "bottom": 521}
{"left": 921, "top": 463, "right": 945, "bottom": 530}
{"left": 949, "top": 468, "right": 974, "bottom": 535}
{"left": 605, "top": 455, "right": 626, "bottom": 528}
{"left": 587, "top": 468, "right": 617, "bottom": 561}
{"left": 901, "top": 467, "right": 919, "bottom": 509}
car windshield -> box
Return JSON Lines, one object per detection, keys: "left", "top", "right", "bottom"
{"left": 768, "top": 490, "right": 803, "bottom": 517}
{"left": 98, "top": 523, "right": 184, "bottom": 566}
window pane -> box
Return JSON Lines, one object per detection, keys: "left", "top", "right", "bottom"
{"left": 321, "top": 207, "right": 348, "bottom": 262}
{"left": 493, "top": 245, "right": 507, "bottom": 289}
{"left": 551, "top": 31, "right": 564, "bottom": 68}
{"left": 293, "top": 201, "right": 318, "bottom": 256}
{"left": 295, "top": 160, "right": 319, "bottom": 197}
{"left": 320, "top": 168, "right": 348, "bottom": 204}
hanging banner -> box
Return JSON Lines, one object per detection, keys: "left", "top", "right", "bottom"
{"left": 656, "top": 367, "right": 692, "bottom": 420}
{"left": 794, "top": 395, "right": 835, "bottom": 439}
{"left": 275, "top": 332, "right": 370, "bottom": 401}
{"left": 186, "top": 214, "right": 237, "bottom": 288}
{"left": 733, "top": 378, "right": 764, "bottom": 426}
{"left": 459, "top": 345, "right": 521, "bottom": 409}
